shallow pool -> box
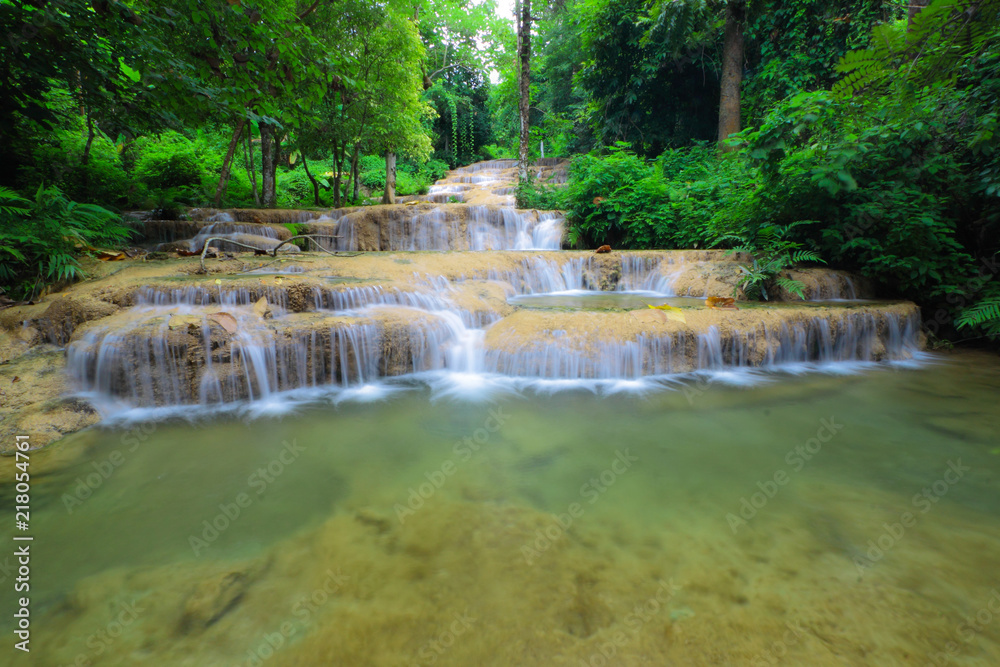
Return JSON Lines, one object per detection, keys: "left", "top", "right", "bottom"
{"left": 3, "top": 351, "right": 1000, "bottom": 666}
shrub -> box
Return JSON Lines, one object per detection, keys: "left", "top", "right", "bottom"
{"left": 358, "top": 155, "right": 386, "bottom": 173}
{"left": 480, "top": 144, "right": 516, "bottom": 160}
{"left": 0, "top": 185, "right": 133, "bottom": 299}
{"left": 18, "top": 126, "right": 129, "bottom": 206}
{"left": 133, "top": 132, "right": 206, "bottom": 191}
{"left": 396, "top": 170, "right": 422, "bottom": 196}
{"left": 360, "top": 169, "right": 386, "bottom": 191}
{"left": 224, "top": 168, "right": 257, "bottom": 207}
{"left": 421, "top": 158, "right": 450, "bottom": 182}
{"left": 277, "top": 167, "right": 317, "bottom": 207}
{"left": 551, "top": 143, "right": 751, "bottom": 250}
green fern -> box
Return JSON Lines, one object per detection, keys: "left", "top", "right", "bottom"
{"left": 0, "top": 187, "right": 29, "bottom": 218}
{"left": 834, "top": 0, "right": 1000, "bottom": 97}
{"left": 956, "top": 283, "right": 1000, "bottom": 338}
{"left": 775, "top": 277, "right": 808, "bottom": 300}
{"left": 719, "top": 222, "right": 826, "bottom": 301}
{"left": 0, "top": 184, "right": 132, "bottom": 298}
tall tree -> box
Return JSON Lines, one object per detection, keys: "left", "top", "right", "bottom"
{"left": 300, "top": 0, "right": 430, "bottom": 206}
{"left": 260, "top": 123, "right": 280, "bottom": 208}
{"left": 415, "top": 0, "right": 505, "bottom": 164}
{"left": 151, "top": 0, "right": 330, "bottom": 208}
{"left": 382, "top": 152, "right": 398, "bottom": 204}
{"left": 516, "top": 0, "right": 532, "bottom": 180}
{"left": 718, "top": 0, "right": 745, "bottom": 150}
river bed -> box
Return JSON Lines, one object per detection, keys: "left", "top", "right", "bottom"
{"left": 2, "top": 351, "right": 999, "bottom": 666}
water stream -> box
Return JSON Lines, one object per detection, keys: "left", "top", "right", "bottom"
{"left": 2, "top": 352, "right": 1000, "bottom": 666}
{"left": 2, "top": 160, "right": 995, "bottom": 666}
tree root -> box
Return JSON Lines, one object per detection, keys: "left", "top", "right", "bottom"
{"left": 197, "top": 235, "right": 361, "bottom": 272}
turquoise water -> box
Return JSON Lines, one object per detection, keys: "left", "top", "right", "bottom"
{"left": 2, "top": 352, "right": 1000, "bottom": 666}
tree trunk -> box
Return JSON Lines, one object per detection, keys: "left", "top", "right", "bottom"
{"left": 516, "top": 0, "right": 532, "bottom": 181}
{"left": 82, "top": 109, "right": 95, "bottom": 166}
{"left": 214, "top": 119, "right": 247, "bottom": 207}
{"left": 908, "top": 0, "right": 931, "bottom": 27}
{"left": 382, "top": 151, "right": 396, "bottom": 204}
{"left": 332, "top": 141, "right": 343, "bottom": 209}
{"left": 246, "top": 126, "right": 260, "bottom": 206}
{"left": 260, "top": 123, "right": 279, "bottom": 208}
{"left": 302, "top": 153, "right": 321, "bottom": 207}
{"left": 335, "top": 145, "right": 348, "bottom": 207}
{"left": 718, "top": 1, "right": 745, "bottom": 151}
{"left": 350, "top": 146, "right": 360, "bottom": 202}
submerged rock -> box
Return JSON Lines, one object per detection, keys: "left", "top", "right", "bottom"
{"left": 178, "top": 566, "right": 259, "bottom": 634}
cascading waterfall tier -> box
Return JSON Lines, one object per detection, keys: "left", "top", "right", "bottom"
{"left": 67, "top": 306, "right": 484, "bottom": 407}
{"left": 482, "top": 307, "right": 921, "bottom": 380}
{"left": 302, "top": 204, "right": 565, "bottom": 252}
{"left": 49, "top": 160, "right": 922, "bottom": 411}
{"left": 62, "top": 250, "right": 921, "bottom": 408}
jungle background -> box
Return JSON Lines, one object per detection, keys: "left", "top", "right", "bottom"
{"left": 0, "top": 0, "right": 997, "bottom": 344}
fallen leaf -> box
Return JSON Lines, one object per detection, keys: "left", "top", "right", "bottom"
{"left": 644, "top": 303, "right": 686, "bottom": 324}
{"left": 12, "top": 376, "right": 19, "bottom": 383}
{"left": 208, "top": 312, "right": 238, "bottom": 334}
{"left": 595, "top": 245, "right": 612, "bottom": 254}
{"left": 253, "top": 297, "right": 272, "bottom": 320}
{"left": 706, "top": 296, "right": 739, "bottom": 310}
{"left": 96, "top": 250, "right": 126, "bottom": 261}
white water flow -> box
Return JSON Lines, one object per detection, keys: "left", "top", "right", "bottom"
{"left": 67, "top": 160, "right": 924, "bottom": 410}
{"left": 309, "top": 159, "right": 564, "bottom": 251}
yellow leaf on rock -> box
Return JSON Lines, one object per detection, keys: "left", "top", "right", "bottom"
{"left": 646, "top": 303, "right": 687, "bottom": 324}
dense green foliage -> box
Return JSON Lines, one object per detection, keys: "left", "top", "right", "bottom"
{"left": 0, "top": 0, "right": 511, "bottom": 296}
{"left": 2, "top": 0, "right": 998, "bottom": 348}
{"left": 514, "top": 0, "right": 903, "bottom": 158}
{"left": 0, "top": 186, "right": 133, "bottom": 299}
{"left": 0, "top": 0, "right": 508, "bottom": 212}
{"left": 520, "top": 0, "right": 1000, "bottom": 343}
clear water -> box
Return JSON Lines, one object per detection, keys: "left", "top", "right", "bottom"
{"left": 507, "top": 292, "right": 881, "bottom": 311}
{"left": 3, "top": 352, "right": 1000, "bottom": 666}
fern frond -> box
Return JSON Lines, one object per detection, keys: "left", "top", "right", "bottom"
{"left": 834, "top": 0, "right": 1000, "bottom": 96}
{"left": 0, "top": 187, "right": 29, "bottom": 219}
{"left": 955, "top": 298, "right": 1000, "bottom": 329}
{"left": 775, "top": 277, "right": 807, "bottom": 300}
{"left": 790, "top": 250, "right": 826, "bottom": 264}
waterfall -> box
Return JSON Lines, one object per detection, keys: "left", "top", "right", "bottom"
{"left": 67, "top": 159, "right": 924, "bottom": 410}
{"left": 619, "top": 253, "right": 680, "bottom": 294}
{"left": 482, "top": 311, "right": 921, "bottom": 381}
